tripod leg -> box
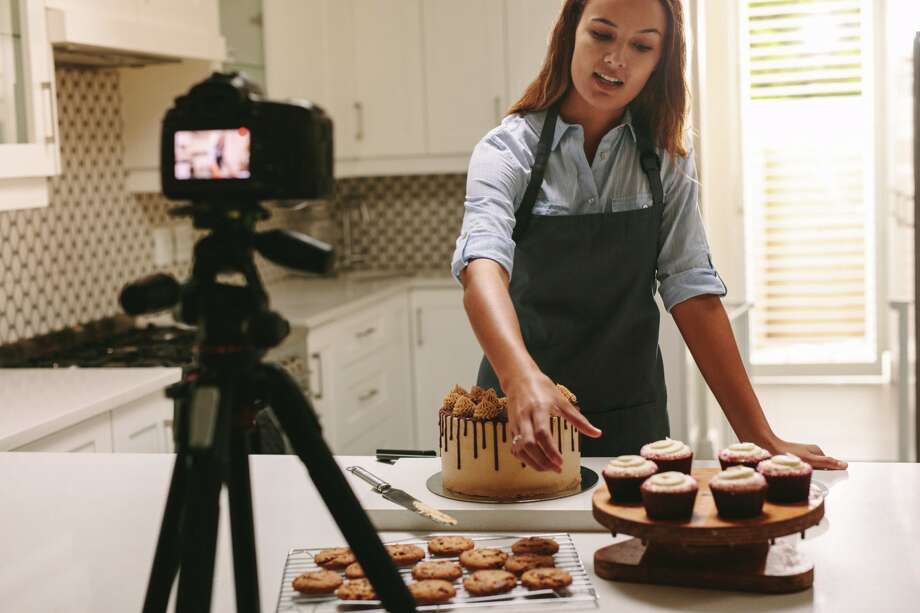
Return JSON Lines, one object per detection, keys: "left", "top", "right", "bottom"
{"left": 175, "top": 425, "right": 225, "bottom": 612}
{"left": 142, "top": 453, "right": 187, "bottom": 613}
{"left": 260, "top": 364, "right": 417, "bottom": 613}
{"left": 227, "top": 420, "right": 261, "bottom": 613}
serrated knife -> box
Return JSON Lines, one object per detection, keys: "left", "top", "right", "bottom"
{"left": 346, "top": 465, "right": 458, "bottom": 526}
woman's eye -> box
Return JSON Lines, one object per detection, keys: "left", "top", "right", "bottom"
{"left": 590, "top": 30, "right": 612, "bottom": 41}
{"left": 633, "top": 43, "right": 653, "bottom": 52}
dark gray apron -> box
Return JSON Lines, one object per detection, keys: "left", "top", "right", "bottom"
{"left": 476, "top": 103, "right": 670, "bottom": 457}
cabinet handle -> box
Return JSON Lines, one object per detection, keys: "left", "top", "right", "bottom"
{"left": 310, "top": 352, "right": 324, "bottom": 400}
{"left": 358, "top": 388, "right": 379, "bottom": 402}
{"left": 416, "top": 307, "right": 423, "bottom": 347}
{"left": 494, "top": 95, "right": 502, "bottom": 125}
{"left": 355, "top": 326, "right": 376, "bottom": 339}
{"left": 41, "top": 81, "right": 57, "bottom": 145}
{"left": 354, "top": 101, "right": 365, "bottom": 142}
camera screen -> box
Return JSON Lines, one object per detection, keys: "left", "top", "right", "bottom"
{"left": 174, "top": 128, "right": 251, "bottom": 180}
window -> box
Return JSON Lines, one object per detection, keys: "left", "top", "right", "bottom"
{"left": 739, "top": 0, "right": 881, "bottom": 370}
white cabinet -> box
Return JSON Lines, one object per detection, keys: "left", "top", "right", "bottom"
{"left": 409, "top": 287, "right": 483, "bottom": 450}
{"left": 110, "top": 392, "right": 174, "bottom": 453}
{"left": 265, "top": 0, "right": 425, "bottom": 165}
{"left": 16, "top": 412, "right": 113, "bottom": 452}
{"left": 13, "top": 390, "right": 174, "bottom": 453}
{"left": 421, "top": 0, "right": 506, "bottom": 156}
{"left": 45, "top": 0, "right": 225, "bottom": 62}
{"left": 306, "top": 293, "right": 414, "bottom": 453}
{"left": 504, "top": 0, "right": 564, "bottom": 107}
{"left": 0, "top": 0, "right": 60, "bottom": 210}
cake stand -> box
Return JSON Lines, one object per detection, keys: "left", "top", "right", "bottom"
{"left": 591, "top": 467, "right": 826, "bottom": 593}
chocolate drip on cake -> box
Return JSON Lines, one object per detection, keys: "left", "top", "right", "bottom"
{"left": 481, "top": 420, "right": 487, "bottom": 450}
{"left": 472, "top": 421, "right": 478, "bottom": 459}
{"left": 492, "top": 422, "right": 499, "bottom": 471}
{"left": 456, "top": 420, "right": 462, "bottom": 469}
{"left": 500, "top": 422, "right": 507, "bottom": 443}
{"left": 556, "top": 417, "right": 563, "bottom": 454}
{"left": 550, "top": 418, "right": 555, "bottom": 435}
{"left": 570, "top": 421, "right": 575, "bottom": 451}
{"left": 449, "top": 417, "right": 454, "bottom": 442}
{"left": 463, "top": 419, "right": 468, "bottom": 437}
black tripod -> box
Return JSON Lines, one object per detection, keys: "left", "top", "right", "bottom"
{"left": 122, "top": 202, "right": 417, "bottom": 613}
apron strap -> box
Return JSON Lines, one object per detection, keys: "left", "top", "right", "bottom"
{"left": 512, "top": 104, "right": 559, "bottom": 243}
{"left": 631, "top": 114, "right": 665, "bottom": 208}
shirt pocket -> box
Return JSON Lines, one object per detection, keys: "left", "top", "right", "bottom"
{"left": 531, "top": 200, "right": 570, "bottom": 215}
{"left": 607, "top": 191, "right": 655, "bottom": 213}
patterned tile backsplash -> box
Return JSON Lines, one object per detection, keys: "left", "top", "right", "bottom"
{"left": 0, "top": 67, "right": 466, "bottom": 345}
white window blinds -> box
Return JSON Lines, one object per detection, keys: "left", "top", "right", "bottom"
{"left": 741, "top": 0, "right": 877, "bottom": 366}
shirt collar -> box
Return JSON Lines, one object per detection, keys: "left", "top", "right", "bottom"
{"left": 526, "top": 107, "right": 637, "bottom": 151}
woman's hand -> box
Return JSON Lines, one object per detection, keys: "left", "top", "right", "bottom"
{"left": 503, "top": 370, "right": 602, "bottom": 472}
{"left": 765, "top": 436, "right": 848, "bottom": 470}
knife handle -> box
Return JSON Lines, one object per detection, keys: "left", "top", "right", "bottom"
{"left": 346, "top": 466, "right": 391, "bottom": 494}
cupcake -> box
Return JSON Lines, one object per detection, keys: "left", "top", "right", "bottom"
{"left": 718, "top": 442, "right": 772, "bottom": 470}
{"left": 757, "top": 454, "right": 813, "bottom": 503}
{"left": 603, "top": 455, "right": 658, "bottom": 503}
{"left": 640, "top": 471, "right": 698, "bottom": 520}
{"left": 639, "top": 438, "right": 693, "bottom": 474}
{"left": 708, "top": 465, "right": 768, "bottom": 518}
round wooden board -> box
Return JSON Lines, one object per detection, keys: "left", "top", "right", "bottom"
{"left": 592, "top": 467, "right": 825, "bottom": 545}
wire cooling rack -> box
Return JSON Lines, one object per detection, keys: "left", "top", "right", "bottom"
{"left": 276, "top": 532, "right": 598, "bottom": 612}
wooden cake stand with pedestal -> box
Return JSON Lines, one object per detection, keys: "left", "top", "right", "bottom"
{"left": 591, "top": 467, "right": 825, "bottom": 593}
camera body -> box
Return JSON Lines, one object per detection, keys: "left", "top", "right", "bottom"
{"left": 160, "top": 72, "right": 334, "bottom": 202}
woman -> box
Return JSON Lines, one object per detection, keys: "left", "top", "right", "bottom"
{"left": 451, "top": 0, "right": 847, "bottom": 472}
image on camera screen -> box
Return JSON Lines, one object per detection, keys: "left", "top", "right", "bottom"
{"left": 174, "top": 128, "right": 251, "bottom": 180}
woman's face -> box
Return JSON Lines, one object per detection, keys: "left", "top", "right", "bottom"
{"left": 569, "top": 0, "right": 667, "bottom": 114}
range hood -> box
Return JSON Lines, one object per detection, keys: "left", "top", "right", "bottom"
{"left": 45, "top": 7, "right": 226, "bottom": 68}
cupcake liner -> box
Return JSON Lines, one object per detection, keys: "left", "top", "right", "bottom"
{"left": 640, "top": 488, "right": 697, "bottom": 520}
{"left": 763, "top": 472, "right": 812, "bottom": 503}
{"left": 711, "top": 486, "right": 766, "bottom": 518}
{"left": 603, "top": 474, "right": 646, "bottom": 503}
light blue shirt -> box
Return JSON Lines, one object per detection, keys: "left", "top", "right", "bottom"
{"left": 450, "top": 108, "right": 727, "bottom": 312}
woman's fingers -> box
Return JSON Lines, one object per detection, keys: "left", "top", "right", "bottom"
{"left": 803, "top": 452, "right": 847, "bottom": 470}
{"left": 512, "top": 416, "right": 552, "bottom": 472}
{"left": 533, "top": 421, "right": 563, "bottom": 472}
{"left": 557, "top": 402, "right": 602, "bottom": 438}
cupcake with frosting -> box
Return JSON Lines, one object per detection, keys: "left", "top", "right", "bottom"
{"left": 639, "top": 438, "right": 693, "bottom": 474}
{"left": 708, "top": 465, "right": 768, "bottom": 518}
{"left": 718, "top": 442, "right": 772, "bottom": 470}
{"left": 757, "top": 454, "right": 813, "bottom": 503}
{"left": 639, "top": 471, "right": 698, "bottom": 520}
{"left": 602, "top": 455, "right": 658, "bottom": 503}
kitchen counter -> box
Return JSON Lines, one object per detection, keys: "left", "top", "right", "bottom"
{"left": 1, "top": 453, "right": 916, "bottom": 612}
{"left": 267, "top": 272, "right": 455, "bottom": 328}
{"left": 0, "top": 367, "right": 181, "bottom": 450}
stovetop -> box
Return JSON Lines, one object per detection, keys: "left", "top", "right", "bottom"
{"left": 9, "top": 324, "right": 198, "bottom": 368}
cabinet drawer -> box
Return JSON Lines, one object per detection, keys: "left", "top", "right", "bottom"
{"left": 15, "top": 412, "right": 113, "bottom": 452}
{"left": 335, "top": 298, "right": 406, "bottom": 366}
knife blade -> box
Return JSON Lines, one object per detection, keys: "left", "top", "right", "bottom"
{"left": 346, "top": 465, "right": 458, "bottom": 526}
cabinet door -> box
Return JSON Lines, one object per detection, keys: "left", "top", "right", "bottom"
{"left": 306, "top": 320, "right": 339, "bottom": 446}
{"left": 410, "top": 288, "right": 484, "bottom": 450}
{"left": 504, "top": 0, "right": 564, "bottom": 105}
{"left": 350, "top": 0, "right": 425, "bottom": 158}
{"left": 111, "top": 392, "right": 174, "bottom": 453}
{"left": 0, "top": 0, "right": 60, "bottom": 193}
{"left": 137, "top": 0, "right": 219, "bottom": 31}
{"left": 422, "top": 0, "right": 506, "bottom": 156}
{"left": 15, "top": 412, "right": 113, "bottom": 452}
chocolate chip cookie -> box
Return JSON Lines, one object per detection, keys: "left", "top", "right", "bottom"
{"left": 385, "top": 543, "right": 426, "bottom": 566}
{"left": 291, "top": 569, "right": 343, "bottom": 594}
{"left": 521, "top": 567, "right": 572, "bottom": 590}
{"left": 463, "top": 569, "right": 517, "bottom": 596}
{"left": 427, "top": 535, "right": 475, "bottom": 556}
{"left": 334, "top": 578, "right": 377, "bottom": 600}
{"left": 411, "top": 560, "right": 463, "bottom": 581}
{"left": 409, "top": 579, "right": 456, "bottom": 604}
{"left": 504, "top": 553, "right": 556, "bottom": 575}
{"left": 314, "top": 547, "right": 355, "bottom": 569}
{"left": 344, "top": 562, "right": 365, "bottom": 579}
{"left": 511, "top": 536, "right": 559, "bottom": 556}
{"left": 459, "top": 548, "right": 508, "bottom": 570}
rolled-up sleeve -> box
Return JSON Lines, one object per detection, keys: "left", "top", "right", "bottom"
{"left": 656, "top": 146, "right": 728, "bottom": 311}
{"left": 450, "top": 131, "right": 530, "bottom": 283}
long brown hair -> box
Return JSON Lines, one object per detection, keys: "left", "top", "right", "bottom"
{"left": 507, "top": 0, "right": 689, "bottom": 158}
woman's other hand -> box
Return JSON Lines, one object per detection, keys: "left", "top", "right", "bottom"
{"left": 767, "top": 437, "right": 848, "bottom": 470}
{"left": 504, "top": 370, "right": 602, "bottom": 472}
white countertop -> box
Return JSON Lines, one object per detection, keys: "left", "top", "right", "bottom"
{"left": 268, "top": 272, "right": 456, "bottom": 328}
{"left": 0, "top": 367, "right": 182, "bottom": 450}
{"left": 1, "top": 453, "right": 916, "bottom": 612}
